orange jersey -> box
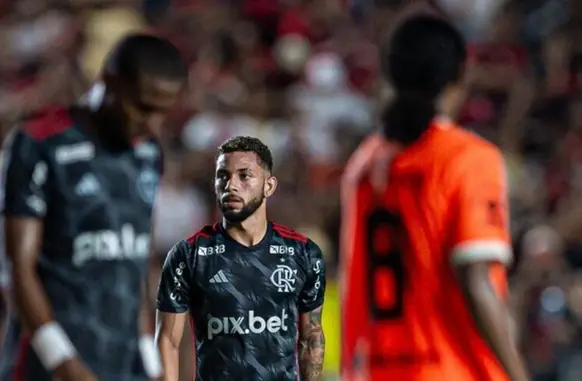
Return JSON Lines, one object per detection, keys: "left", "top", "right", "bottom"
{"left": 340, "top": 119, "right": 512, "bottom": 381}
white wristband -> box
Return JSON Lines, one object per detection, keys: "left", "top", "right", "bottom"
{"left": 139, "top": 334, "right": 162, "bottom": 378}
{"left": 30, "top": 322, "right": 77, "bottom": 371}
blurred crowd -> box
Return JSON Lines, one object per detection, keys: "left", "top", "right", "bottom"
{"left": 2, "top": 0, "right": 582, "bottom": 379}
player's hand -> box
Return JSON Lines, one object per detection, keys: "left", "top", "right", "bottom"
{"left": 52, "top": 358, "right": 99, "bottom": 381}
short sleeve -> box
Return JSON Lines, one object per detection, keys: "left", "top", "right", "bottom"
{"left": 450, "top": 147, "right": 512, "bottom": 266}
{"left": 1, "top": 130, "right": 50, "bottom": 219}
{"left": 156, "top": 241, "right": 193, "bottom": 313}
{"left": 298, "top": 240, "right": 326, "bottom": 313}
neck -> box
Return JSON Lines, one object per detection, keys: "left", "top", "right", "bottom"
{"left": 78, "top": 83, "right": 141, "bottom": 144}
{"left": 437, "top": 85, "right": 465, "bottom": 118}
{"left": 223, "top": 212, "right": 268, "bottom": 247}
{"left": 433, "top": 114, "right": 452, "bottom": 125}
{"left": 86, "top": 106, "right": 134, "bottom": 149}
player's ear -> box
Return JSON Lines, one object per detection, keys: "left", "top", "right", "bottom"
{"left": 264, "top": 175, "right": 277, "bottom": 198}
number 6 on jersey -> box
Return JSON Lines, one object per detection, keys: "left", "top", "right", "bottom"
{"left": 366, "top": 208, "right": 405, "bottom": 321}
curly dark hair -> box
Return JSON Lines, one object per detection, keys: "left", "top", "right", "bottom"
{"left": 217, "top": 136, "right": 274, "bottom": 172}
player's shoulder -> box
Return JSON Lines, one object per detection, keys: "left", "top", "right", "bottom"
{"left": 342, "top": 133, "right": 385, "bottom": 187}
{"left": 164, "top": 224, "right": 221, "bottom": 263}
{"left": 4, "top": 106, "right": 83, "bottom": 162}
{"left": 19, "top": 106, "right": 76, "bottom": 143}
{"left": 270, "top": 222, "right": 322, "bottom": 258}
{"left": 271, "top": 222, "right": 309, "bottom": 245}
{"left": 185, "top": 223, "right": 221, "bottom": 247}
{"left": 431, "top": 126, "right": 506, "bottom": 196}
{"left": 432, "top": 124, "right": 503, "bottom": 170}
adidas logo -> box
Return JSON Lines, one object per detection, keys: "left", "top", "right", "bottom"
{"left": 209, "top": 270, "right": 228, "bottom": 284}
{"left": 75, "top": 174, "right": 100, "bottom": 196}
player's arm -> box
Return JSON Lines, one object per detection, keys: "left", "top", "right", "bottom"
{"left": 2, "top": 130, "right": 97, "bottom": 380}
{"left": 298, "top": 240, "right": 327, "bottom": 381}
{"left": 139, "top": 154, "right": 165, "bottom": 379}
{"left": 155, "top": 241, "right": 193, "bottom": 381}
{"left": 450, "top": 147, "right": 529, "bottom": 381}
{"left": 138, "top": 249, "right": 163, "bottom": 380}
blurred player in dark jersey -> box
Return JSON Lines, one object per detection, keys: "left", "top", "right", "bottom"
{"left": 155, "top": 136, "right": 326, "bottom": 381}
{"left": 0, "top": 34, "right": 188, "bottom": 381}
{"left": 340, "top": 14, "right": 528, "bottom": 381}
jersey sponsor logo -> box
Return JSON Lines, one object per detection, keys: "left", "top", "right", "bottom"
{"left": 136, "top": 168, "right": 159, "bottom": 205}
{"left": 270, "top": 265, "right": 297, "bottom": 293}
{"left": 75, "top": 173, "right": 100, "bottom": 196}
{"left": 269, "top": 245, "right": 295, "bottom": 255}
{"left": 198, "top": 245, "right": 225, "bottom": 256}
{"left": 169, "top": 260, "right": 187, "bottom": 302}
{"left": 312, "top": 260, "right": 323, "bottom": 301}
{"left": 207, "top": 309, "right": 289, "bottom": 340}
{"left": 72, "top": 223, "right": 149, "bottom": 267}
{"left": 55, "top": 142, "right": 95, "bottom": 164}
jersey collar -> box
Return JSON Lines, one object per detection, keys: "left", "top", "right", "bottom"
{"left": 218, "top": 221, "right": 273, "bottom": 253}
{"left": 391, "top": 115, "right": 457, "bottom": 170}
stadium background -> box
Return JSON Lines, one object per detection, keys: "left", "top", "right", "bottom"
{"left": 1, "top": 0, "right": 582, "bottom": 380}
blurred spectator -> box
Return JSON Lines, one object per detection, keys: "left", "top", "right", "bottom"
{"left": 80, "top": 6, "right": 146, "bottom": 80}
{"left": 291, "top": 52, "right": 372, "bottom": 187}
{"left": 511, "top": 225, "right": 582, "bottom": 381}
{"left": 541, "top": 1, "right": 582, "bottom": 95}
{"left": 153, "top": 153, "right": 210, "bottom": 257}
{"left": 460, "top": 2, "right": 533, "bottom": 145}
{"left": 0, "top": 0, "right": 79, "bottom": 123}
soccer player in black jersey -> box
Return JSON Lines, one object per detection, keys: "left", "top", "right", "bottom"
{"left": 0, "top": 34, "right": 187, "bottom": 381}
{"left": 156, "top": 136, "right": 327, "bottom": 381}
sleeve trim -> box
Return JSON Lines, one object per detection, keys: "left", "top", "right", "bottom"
{"left": 451, "top": 240, "right": 512, "bottom": 266}
{"left": 156, "top": 305, "right": 189, "bottom": 314}
{"left": 298, "top": 300, "right": 324, "bottom": 314}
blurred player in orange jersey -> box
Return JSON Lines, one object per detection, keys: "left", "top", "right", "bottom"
{"left": 340, "top": 15, "right": 529, "bottom": 381}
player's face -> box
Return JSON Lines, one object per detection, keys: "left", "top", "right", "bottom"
{"left": 106, "top": 73, "right": 184, "bottom": 140}
{"left": 215, "top": 152, "right": 277, "bottom": 223}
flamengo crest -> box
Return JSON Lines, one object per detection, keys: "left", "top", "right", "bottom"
{"left": 270, "top": 265, "right": 297, "bottom": 293}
